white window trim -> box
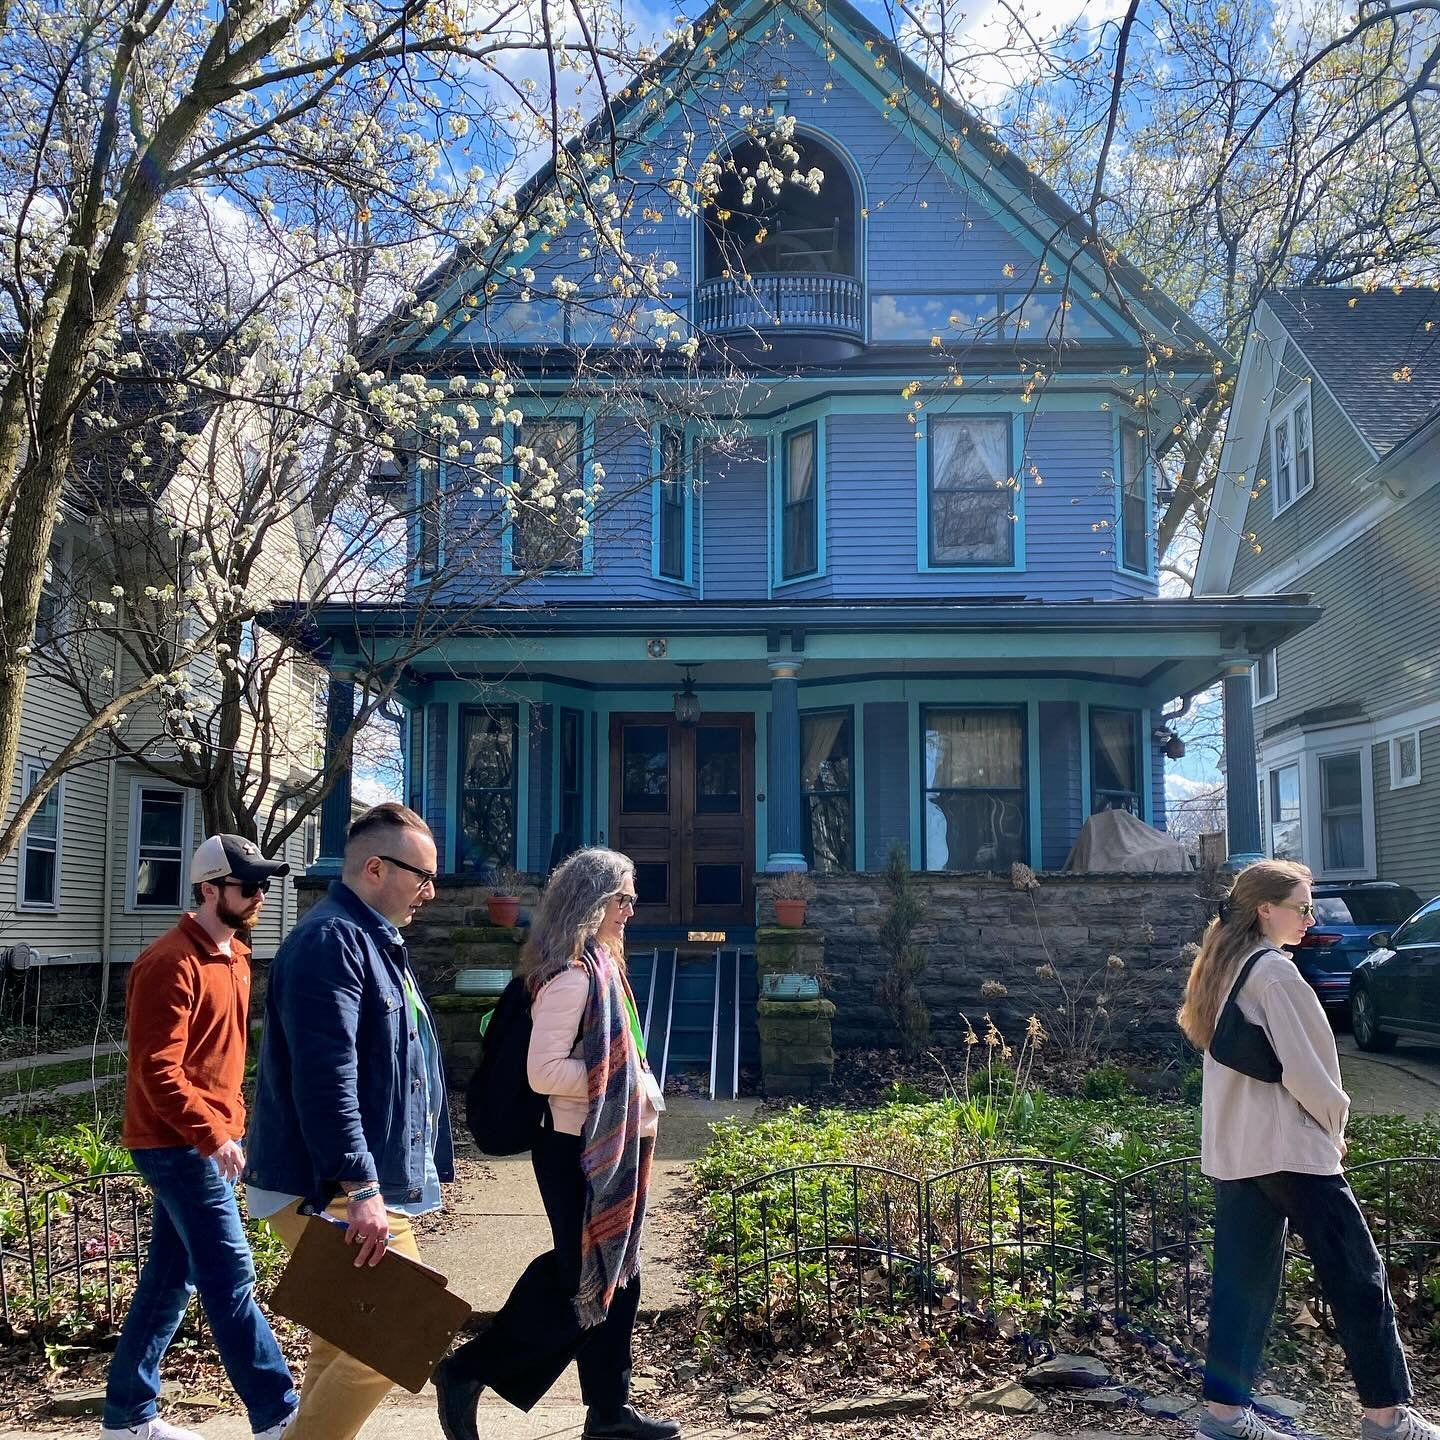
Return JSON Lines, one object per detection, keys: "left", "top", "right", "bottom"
{"left": 17, "top": 758, "right": 63, "bottom": 911}
{"left": 1389, "top": 730, "right": 1422, "bottom": 789}
{"left": 1270, "top": 387, "right": 1314, "bottom": 517}
{"left": 1257, "top": 723, "right": 1376, "bottom": 880}
{"left": 1252, "top": 649, "right": 1277, "bottom": 706}
{"left": 125, "top": 777, "right": 195, "bottom": 915}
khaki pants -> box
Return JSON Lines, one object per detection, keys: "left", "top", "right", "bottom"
{"left": 266, "top": 1199, "right": 422, "bottom": 1440}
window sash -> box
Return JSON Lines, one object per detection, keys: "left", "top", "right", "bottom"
{"left": 1120, "top": 426, "right": 1148, "bottom": 573}
{"left": 658, "top": 428, "right": 687, "bottom": 580}
{"left": 1253, "top": 650, "right": 1277, "bottom": 704}
{"left": 927, "top": 417, "right": 1013, "bottom": 567}
{"left": 1320, "top": 751, "right": 1365, "bottom": 871}
{"left": 801, "top": 711, "right": 853, "bottom": 872}
{"left": 511, "top": 419, "right": 584, "bottom": 573}
{"left": 1269, "top": 764, "right": 1301, "bottom": 860}
{"left": 134, "top": 787, "right": 187, "bottom": 908}
{"left": 1090, "top": 709, "right": 1141, "bottom": 814}
{"left": 922, "top": 706, "right": 1027, "bottom": 871}
{"left": 559, "top": 708, "right": 584, "bottom": 846}
{"left": 20, "top": 762, "right": 60, "bottom": 908}
{"left": 458, "top": 707, "right": 517, "bottom": 870}
{"left": 417, "top": 461, "right": 441, "bottom": 576}
{"left": 781, "top": 425, "right": 818, "bottom": 579}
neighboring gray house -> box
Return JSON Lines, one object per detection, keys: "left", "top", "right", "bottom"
{"left": 1196, "top": 286, "right": 1440, "bottom": 900}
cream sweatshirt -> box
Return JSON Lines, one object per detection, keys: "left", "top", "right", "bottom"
{"left": 527, "top": 966, "right": 660, "bottom": 1139}
{"left": 1200, "top": 945, "right": 1349, "bottom": 1181}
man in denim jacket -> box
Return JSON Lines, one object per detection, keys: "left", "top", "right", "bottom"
{"left": 245, "top": 802, "right": 453, "bottom": 1440}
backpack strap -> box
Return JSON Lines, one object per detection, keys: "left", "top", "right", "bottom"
{"left": 1223, "top": 946, "right": 1280, "bottom": 1014}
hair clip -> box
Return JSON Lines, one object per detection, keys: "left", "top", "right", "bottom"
{"left": 1217, "top": 900, "right": 1233, "bottom": 924}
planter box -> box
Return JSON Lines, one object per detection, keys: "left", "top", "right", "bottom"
{"left": 760, "top": 973, "right": 821, "bottom": 1001}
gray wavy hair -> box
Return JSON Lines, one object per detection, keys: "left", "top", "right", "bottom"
{"left": 521, "top": 846, "right": 635, "bottom": 988}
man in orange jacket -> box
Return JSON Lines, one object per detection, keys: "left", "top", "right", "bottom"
{"left": 103, "top": 835, "right": 298, "bottom": 1440}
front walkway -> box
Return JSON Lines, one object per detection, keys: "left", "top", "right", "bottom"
{"left": 18, "top": 1095, "right": 757, "bottom": 1440}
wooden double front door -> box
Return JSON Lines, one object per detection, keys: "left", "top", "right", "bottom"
{"left": 608, "top": 713, "right": 755, "bottom": 928}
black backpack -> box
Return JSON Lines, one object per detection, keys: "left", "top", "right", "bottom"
{"left": 465, "top": 975, "right": 547, "bottom": 1155}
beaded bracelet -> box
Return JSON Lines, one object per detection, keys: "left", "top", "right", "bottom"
{"left": 347, "top": 1183, "right": 383, "bottom": 1204}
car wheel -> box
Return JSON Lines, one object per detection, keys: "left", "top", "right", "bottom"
{"left": 1351, "top": 982, "right": 1397, "bottom": 1053}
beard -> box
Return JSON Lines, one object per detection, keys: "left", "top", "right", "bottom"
{"left": 217, "top": 895, "right": 260, "bottom": 932}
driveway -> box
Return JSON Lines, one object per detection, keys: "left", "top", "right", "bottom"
{"left": 1336, "top": 1032, "right": 1440, "bottom": 1120}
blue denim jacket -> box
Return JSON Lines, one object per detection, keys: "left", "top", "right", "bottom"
{"left": 244, "top": 881, "right": 454, "bottom": 1205}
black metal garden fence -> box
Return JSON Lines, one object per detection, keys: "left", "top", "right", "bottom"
{"left": 0, "top": 1167, "right": 148, "bottom": 1334}
{"left": 724, "top": 1154, "right": 1440, "bottom": 1343}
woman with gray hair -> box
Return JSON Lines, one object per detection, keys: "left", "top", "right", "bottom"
{"left": 434, "top": 848, "right": 677, "bottom": 1440}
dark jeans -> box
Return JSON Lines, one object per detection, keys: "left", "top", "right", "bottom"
{"left": 447, "top": 1128, "right": 640, "bottom": 1414}
{"left": 104, "top": 1146, "right": 297, "bottom": 1432}
{"left": 1204, "top": 1172, "right": 1412, "bottom": 1409}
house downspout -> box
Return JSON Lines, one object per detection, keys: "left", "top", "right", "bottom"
{"left": 99, "top": 607, "right": 124, "bottom": 1011}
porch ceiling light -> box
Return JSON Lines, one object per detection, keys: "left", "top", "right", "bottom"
{"left": 673, "top": 665, "right": 701, "bottom": 727}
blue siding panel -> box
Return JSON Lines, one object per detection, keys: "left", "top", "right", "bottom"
{"left": 528, "top": 703, "right": 553, "bottom": 872}
{"left": 425, "top": 703, "right": 449, "bottom": 862}
{"left": 1039, "top": 701, "right": 1082, "bottom": 869}
{"left": 1150, "top": 707, "right": 1167, "bottom": 830}
{"left": 702, "top": 439, "right": 769, "bottom": 600}
{"left": 863, "top": 702, "right": 911, "bottom": 869}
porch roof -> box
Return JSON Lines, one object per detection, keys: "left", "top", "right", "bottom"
{"left": 277, "top": 593, "right": 1320, "bottom": 705}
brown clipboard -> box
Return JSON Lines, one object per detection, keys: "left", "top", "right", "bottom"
{"left": 269, "top": 1214, "right": 473, "bottom": 1393}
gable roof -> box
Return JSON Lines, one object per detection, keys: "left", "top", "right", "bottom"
{"left": 1265, "top": 287, "right": 1440, "bottom": 457}
{"left": 366, "top": 0, "right": 1223, "bottom": 368}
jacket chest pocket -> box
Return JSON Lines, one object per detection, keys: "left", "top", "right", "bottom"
{"left": 379, "top": 987, "right": 404, "bottom": 1029}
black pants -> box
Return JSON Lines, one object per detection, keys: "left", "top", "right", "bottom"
{"left": 1203, "top": 1172, "right": 1411, "bottom": 1409}
{"left": 447, "top": 1128, "right": 640, "bottom": 1414}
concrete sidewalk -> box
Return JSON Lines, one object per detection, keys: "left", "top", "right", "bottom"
{"left": 23, "top": 1095, "right": 756, "bottom": 1439}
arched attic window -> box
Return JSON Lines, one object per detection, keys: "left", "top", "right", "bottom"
{"left": 702, "top": 134, "right": 858, "bottom": 281}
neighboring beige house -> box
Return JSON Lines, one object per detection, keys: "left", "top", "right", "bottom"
{"left": 0, "top": 351, "right": 323, "bottom": 1005}
{"left": 1196, "top": 286, "right": 1440, "bottom": 901}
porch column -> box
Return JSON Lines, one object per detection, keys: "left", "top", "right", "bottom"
{"left": 766, "top": 658, "right": 807, "bottom": 873}
{"left": 1222, "top": 661, "right": 1264, "bottom": 866}
{"left": 314, "top": 669, "right": 356, "bottom": 875}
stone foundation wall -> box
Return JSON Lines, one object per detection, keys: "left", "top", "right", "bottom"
{"left": 759, "top": 870, "right": 1212, "bottom": 1053}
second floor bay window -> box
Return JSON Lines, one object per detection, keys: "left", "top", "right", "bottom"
{"left": 927, "top": 416, "right": 1015, "bottom": 567}
{"left": 780, "top": 424, "right": 818, "bottom": 580}
{"left": 510, "top": 418, "right": 587, "bottom": 574}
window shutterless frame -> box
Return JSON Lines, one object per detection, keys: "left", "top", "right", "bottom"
{"left": 1117, "top": 422, "right": 1150, "bottom": 576}
{"left": 1271, "top": 388, "right": 1314, "bottom": 516}
{"left": 778, "top": 422, "right": 820, "bottom": 582}
{"left": 127, "top": 779, "right": 192, "bottom": 912}
{"left": 18, "top": 759, "right": 61, "bottom": 910}
{"left": 456, "top": 705, "right": 519, "bottom": 871}
{"left": 653, "top": 425, "right": 692, "bottom": 584}
{"left": 800, "top": 709, "right": 854, "bottom": 873}
{"left": 919, "top": 704, "right": 1028, "bottom": 871}
{"left": 919, "top": 412, "right": 1025, "bottom": 571}
{"left": 1088, "top": 708, "right": 1142, "bottom": 816}
{"left": 502, "top": 415, "right": 594, "bottom": 576}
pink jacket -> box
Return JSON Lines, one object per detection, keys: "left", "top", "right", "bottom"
{"left": 527, "top": 967, "right": 660, "bottom": 1139}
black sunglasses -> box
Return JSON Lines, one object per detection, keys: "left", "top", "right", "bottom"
{"left": 377, "top": 854, "right": 438, "bottom": 886}
{"left": 217, "top": 878, "right": 271, "bottom": 899}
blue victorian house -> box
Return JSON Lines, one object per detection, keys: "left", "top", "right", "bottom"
{"left": 305, "top": 0, "right": 1315, "bottom": 937}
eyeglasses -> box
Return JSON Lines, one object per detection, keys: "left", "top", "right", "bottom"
{"left": 377, "top": 854, "right": 438, "bottom": 887}
{"left": 1276, "top": 901, "right": 1316, "bottom": 919}
{"left": 218, "top": 878, "right": 271, "bottom": 899}
{"left": 609, "top": 892, "right": 638, "bottom": 913}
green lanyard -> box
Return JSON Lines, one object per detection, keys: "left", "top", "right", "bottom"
{"left": 622, "top": 989, "right": 647, "bottom": 1063}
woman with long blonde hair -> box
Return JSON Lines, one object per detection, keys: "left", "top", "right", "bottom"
{"left": 434, "top": 848, "right": 676, "bottom": 1440}
{"left": 1181, "top": 859, "right": 1435, "bottom": 1440}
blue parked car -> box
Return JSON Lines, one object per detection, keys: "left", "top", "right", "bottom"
{"left": 1289, "top": 882, "right": 1423, "bottom": 1016}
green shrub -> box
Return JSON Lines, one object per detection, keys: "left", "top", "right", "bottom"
{"left": 1181, "top": 1066, "right": 1204, "bottom": 1105}
{"left": 1080, "top": 1063, "right": 1133, "bottom": 1101}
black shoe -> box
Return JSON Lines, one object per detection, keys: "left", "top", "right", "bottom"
{"left": 584, "top": 1405, "right": 683, "bottom": 1440}
{"left": 433, "top": 1353, "right": 485, "bottom": 1440}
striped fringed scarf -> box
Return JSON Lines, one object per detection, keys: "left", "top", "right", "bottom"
{"left": 575, "top": 941, "right": 654, "bottom": 1328}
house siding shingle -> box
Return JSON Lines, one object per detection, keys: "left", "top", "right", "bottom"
{"left": 1372, "top": 728, "right": 1440, "bottom": 900}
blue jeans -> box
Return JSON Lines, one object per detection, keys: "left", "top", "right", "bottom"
{"left": 104, "top": 1146, "right": 297, "bottom": 1433}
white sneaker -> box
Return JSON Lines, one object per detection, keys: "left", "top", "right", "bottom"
{"left": 254, "top": 1410, "right": 298, "bottom": 1439}
{"left": 100, "top": 1418, "right": 209, "bottom": 1440}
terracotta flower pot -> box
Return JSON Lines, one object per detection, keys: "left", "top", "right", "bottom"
{"left": 486, "top": 895, "right": 520, "bottom": 927}
{"left": 774, "top": 898, "right": 807, "bottom": 928}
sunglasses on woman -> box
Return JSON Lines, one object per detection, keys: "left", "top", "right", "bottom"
{"left": 1276, "top": 900, "right": 1316, "bottom": 919}
{"left": 218, "top": 878, "right": 272, "bottom": 900}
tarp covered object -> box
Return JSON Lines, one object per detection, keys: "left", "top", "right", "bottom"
{"left": 1063, "top": 807, "right": 1192, "bottom": 873}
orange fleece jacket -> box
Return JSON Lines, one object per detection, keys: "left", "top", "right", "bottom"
{"left": 121, "top": 914, "right": 251, "bottom": 1156}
